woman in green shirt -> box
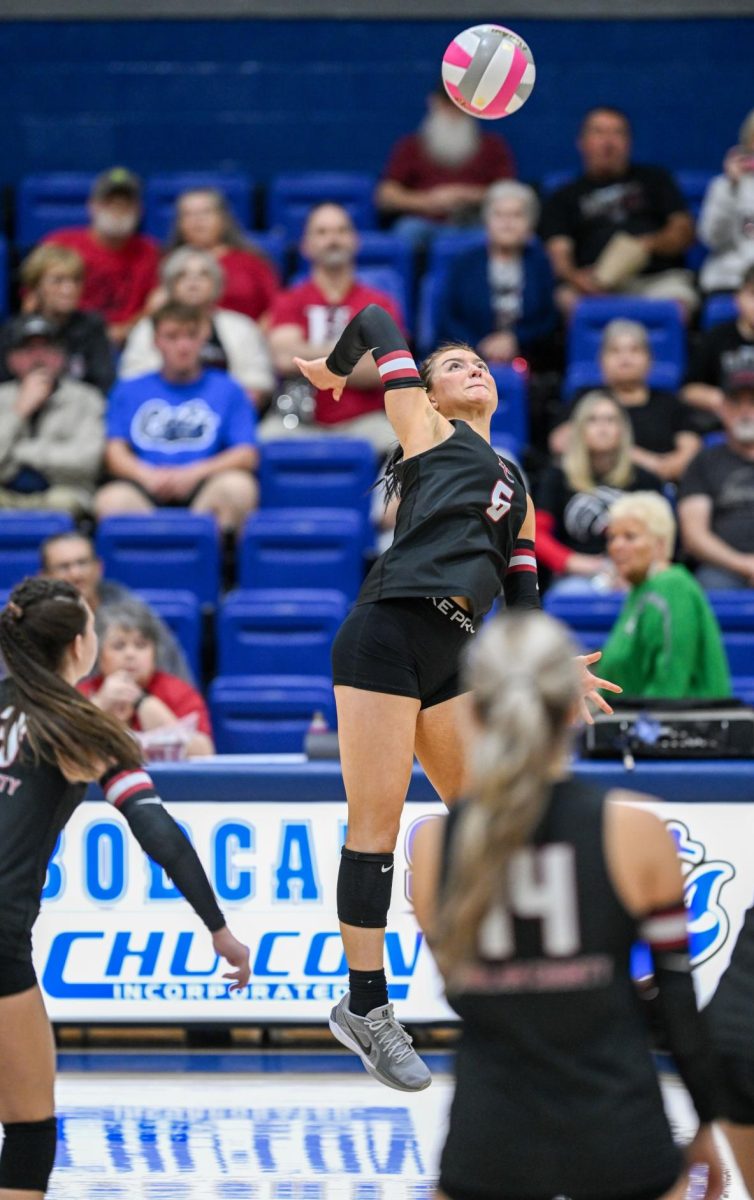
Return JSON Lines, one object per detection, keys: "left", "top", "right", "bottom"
{"left": 600, "top": 492, "right": 731, "bottom": 699}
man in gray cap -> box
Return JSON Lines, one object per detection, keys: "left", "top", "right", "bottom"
{"left": 43, "top": 166, "right": 159, "bottom": 347}
{"left": 679, "top": 367, "right": 754, "bottom": 588}
{"left": 0, "top": 315, "right": 104, "bottom": 517}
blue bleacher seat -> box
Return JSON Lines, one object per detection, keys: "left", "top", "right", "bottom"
{"left": 416, "top": 230, "right": 487, "bottom": 355}
{"left": 565, "top": 297, "right": 686, "bottom": 398}
{"left": 248, "top": 229, "right": 288, "bottom": 277}
{"left": 133, "top": 588, "right": 202, "bottom": 682}
{"left": 260, "top": 439, "right": 377, "bottom": 518}
{"left": 539, "top": 169, "right": 576, "bottom": 196}
{"left": 0, "top": 512, "right": 74, "bottom": 590}
{"left": 489, "top": 364, "right": 529, "bottom": 455}
{"left": 96, "top": 513, "right": 220, "bottom": 607}
{"left": 0, "top": 236, "right": 8, "bottom": 319}
{"left": 701, "top": 293, "right": 737, "bottom": 331}
{"left": 722, "top": 633, "right": 754, "bottom": 678}
{"left": 239, "top": 509, "right": 365, "bottom": 598}
{"left": 268, "top": 172, "right": 377, "bottom": 239}
{"left": 143, "top": 172, "right": 253, "bottom": 241}
{"left": 17, "top": 173, "right": 97, "bottom": 247}
{"left": 676, "top": 170, "right": 714, "bottom": 219}
{"left": 217, "top": 589, "right": 348, "bottom": 676}
{"left": 209, "top": 674, "right": 335, "bottom": 754}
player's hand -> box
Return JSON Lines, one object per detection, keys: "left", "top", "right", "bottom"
{"left": 575, "top": 650, "right": 622, "bottom": 726}
{"left": 212, "top": 925, "right": 250, "bottom": 992}
{"left": 684, "top": 1124, "right": 724, "bottom": 1200}
{"left": 293, "top": 356, "right": 347, "bottom": 401}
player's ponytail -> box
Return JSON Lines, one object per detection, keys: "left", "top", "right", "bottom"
{"left": 0, "top": 578, "right": 142, "bottom": 778}
{"left": 433, "top": 612, "right": 580, "bottom": 981}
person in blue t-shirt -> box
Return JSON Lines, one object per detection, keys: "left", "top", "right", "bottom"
{"left": 95, "top": 300, "right": 258, "bottom": 535}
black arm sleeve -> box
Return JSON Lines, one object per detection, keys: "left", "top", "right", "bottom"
{"left": 100, "top": 766, "right": 225, "bottom": 933}
{"left": 641, "top": 905, "right": 723, "bottom": 1124}
{"left": 325, "top": 303, "right": 422, "bottom": 391}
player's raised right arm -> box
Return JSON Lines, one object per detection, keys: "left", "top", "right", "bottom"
{"left": 294, "top": 303, "right": 448, "bottom": 451}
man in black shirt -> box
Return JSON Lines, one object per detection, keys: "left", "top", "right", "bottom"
{"left": 682, "top": 265, "right": 754, "bottom": 429}
{"left": 539, "top": 106, "right": 696, "bottom": 316}
{"left": 678, "top": 367, "right": 754, "bottom": 588}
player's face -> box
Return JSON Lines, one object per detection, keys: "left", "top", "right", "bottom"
{"left": 607, "top": 516, "right": 662, "bottom": 585}
{"left": 578, "top": 112, "right": 630, "bottom": 176}
{"left": 67, "top": 603, "right": 98, "bottom": 684}
{"left": 428, "top": 349, "right": 497, "bottom": 416}
{"left": 178, "top": 194, "right": 225, "bottom": 249}
{"left": 600, "top": 333, "right": 651, "bottom": 387}
{"left": 99, "top": 625, "right": 156, "bottom": 688}
{"left": 582, "top": 400, "right": 623, "bottom": 453}
{"left": 302, "top": 206, "right": 357, "bottom": 269}
{"left": 43, "top": 537, "right": 102, "bottom": 607}
{"left": 154, "top": 319, "right": 207, "bottom": 377}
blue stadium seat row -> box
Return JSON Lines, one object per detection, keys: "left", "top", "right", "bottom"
{"left": 209, "top": 674, "right": 336, "bottom": 755}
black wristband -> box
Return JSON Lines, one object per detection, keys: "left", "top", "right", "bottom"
{"left": 325, "top": 303, "right": 422, "bottom": 391}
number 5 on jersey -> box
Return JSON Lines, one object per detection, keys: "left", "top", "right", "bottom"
{"left": 486, "top": 477, "right": 514, "bottom": 523}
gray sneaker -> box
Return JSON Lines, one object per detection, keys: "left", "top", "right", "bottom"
{"left": 329, "top": 992, "right": 432, "bottom": 1092}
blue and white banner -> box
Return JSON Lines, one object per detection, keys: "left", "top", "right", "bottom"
{"left": 34, "top": 799, "right": 750, "bottom": 1022}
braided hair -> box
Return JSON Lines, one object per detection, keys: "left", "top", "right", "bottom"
{"left": 0, "top": 577, "right": 142, "bottom": 778}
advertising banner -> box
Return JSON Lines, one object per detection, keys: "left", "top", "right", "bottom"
{"left": 34, "top": 798, "right": 752, "bottom": 1022}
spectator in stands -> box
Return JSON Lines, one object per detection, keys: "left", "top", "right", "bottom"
{"left": 44, "top": 167, "right": 159, "bottom": 347}
{"left": 551, "top": 319, "right": 700, "bottom": 481}
{"left": 0, "top": 245, "right": 114, "bottom": 393}
{"left": 120, "top": 248, "right": 274, "bottom": 407}
{"left": 539, "top": 107, "right": 696, "bottom": 316}
{"left": 0, "top": 315, "right": 103, "bottom": 518}
{"left": 40, "top": 531, "right": 193, "bottom": 683}
{"left": 79, "top": 600, "right": 214, "bottom": 758}
{"left": 96, "top": 301, "right": 258, "bottom": 538}
{"left": 435, "top": 181, "right": 558, "bottom": 372}
{"left": 163, "top": 188, "right": 279, "bottom": 323}
{"left": 536, "top": 391, "right": 663, "bottom": 594}
{"left": 698, "top": 108, "right": 754, "bottom": 296}
{"left": 261, "top": 202, "right": 401, "bottom": 453}
{"left": 600, "top": 492, "right": 730, "bottom": 699}
{"left": 376, "top": 86, "right": 516, "bottom": 247}
{"left": 678, "top": 368, "right": 754, "bottom": 589}
{"left": 682, "top": 265, "right": 754, "bottom": 428}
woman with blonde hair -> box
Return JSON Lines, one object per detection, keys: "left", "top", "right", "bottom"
{"left": 412, "top": 609, "right": 723, "bottom": 1200}
{"left": 536, "top": 390, "right": 663, "bottom": 594}
{"left": 0, "top": 243, "right": 114, "bottom": 392}
{"left": 600, "top": 491, "right": 730, "bottom": 699}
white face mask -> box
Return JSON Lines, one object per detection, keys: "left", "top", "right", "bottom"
{"left": 420, "top": 108, "right": 481, "bottom": 168}
{"left": 93, "top": 208, "right": 138, "bottom": 239}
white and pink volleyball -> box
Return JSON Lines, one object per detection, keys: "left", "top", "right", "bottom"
{"left": 442, "top": 24, "right": 535, "bottom": 120}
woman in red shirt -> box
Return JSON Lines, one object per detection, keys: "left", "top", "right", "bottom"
{"left": 164, "top": 187, "right": 279, "bottom": 322}
{"left": 79, "top": 599, "right": 214, "bottom": 757}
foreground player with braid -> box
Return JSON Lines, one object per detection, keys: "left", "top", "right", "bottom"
{"left": 295, "top": 305, "right": 620, "bottom": 1092}
{"left": 0, "top": 578, "right": 249, "bottom": 1198}
{"left": 412, "top": 611, "right": 722, "bottom": 1200}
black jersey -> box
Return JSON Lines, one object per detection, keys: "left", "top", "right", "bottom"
{"left": 358, "top": 420, "right": 528, "bottom": 623}
{"left": 705, "top": 899, "right": 754, "bottom": 1055}
{"left": 0, "top": 681, "right": 85, "bottom": 959}
{"left": 439, "top": 779, "right": 682, "bottom": 1200}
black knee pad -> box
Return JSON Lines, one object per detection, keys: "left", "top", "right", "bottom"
{"left": 0, "top": 1115, "right": 57, "bottom": 1191}
{"left": 337, "top": 846, "right": 394, "bottom": 928}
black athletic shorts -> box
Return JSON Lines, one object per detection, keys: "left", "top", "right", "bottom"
{"left": 0, "top": 952, "right": 37, "bottom": 998}
{"left": 718, "top": 1053, "right": 754, "bottom": 1124}
{"left": 332, "top": 597, "right": 476, "bottom": 709}
{"left": 438, "top": 1177, "right": 682, "bottom": 1200}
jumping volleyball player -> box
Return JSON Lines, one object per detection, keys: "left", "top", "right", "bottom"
{"left": 294, "top": 304, "right": 620, "bottom": 1091}
{"left": 412, "top": 611, "right": 723, "bottom": 1200}
{"left": 0, "top": 578, "right": 250, "bottom": 1198}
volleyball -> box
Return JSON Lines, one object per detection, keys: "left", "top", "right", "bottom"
{"left": 441, "top": 24, "right": 536, "bottom": 120}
